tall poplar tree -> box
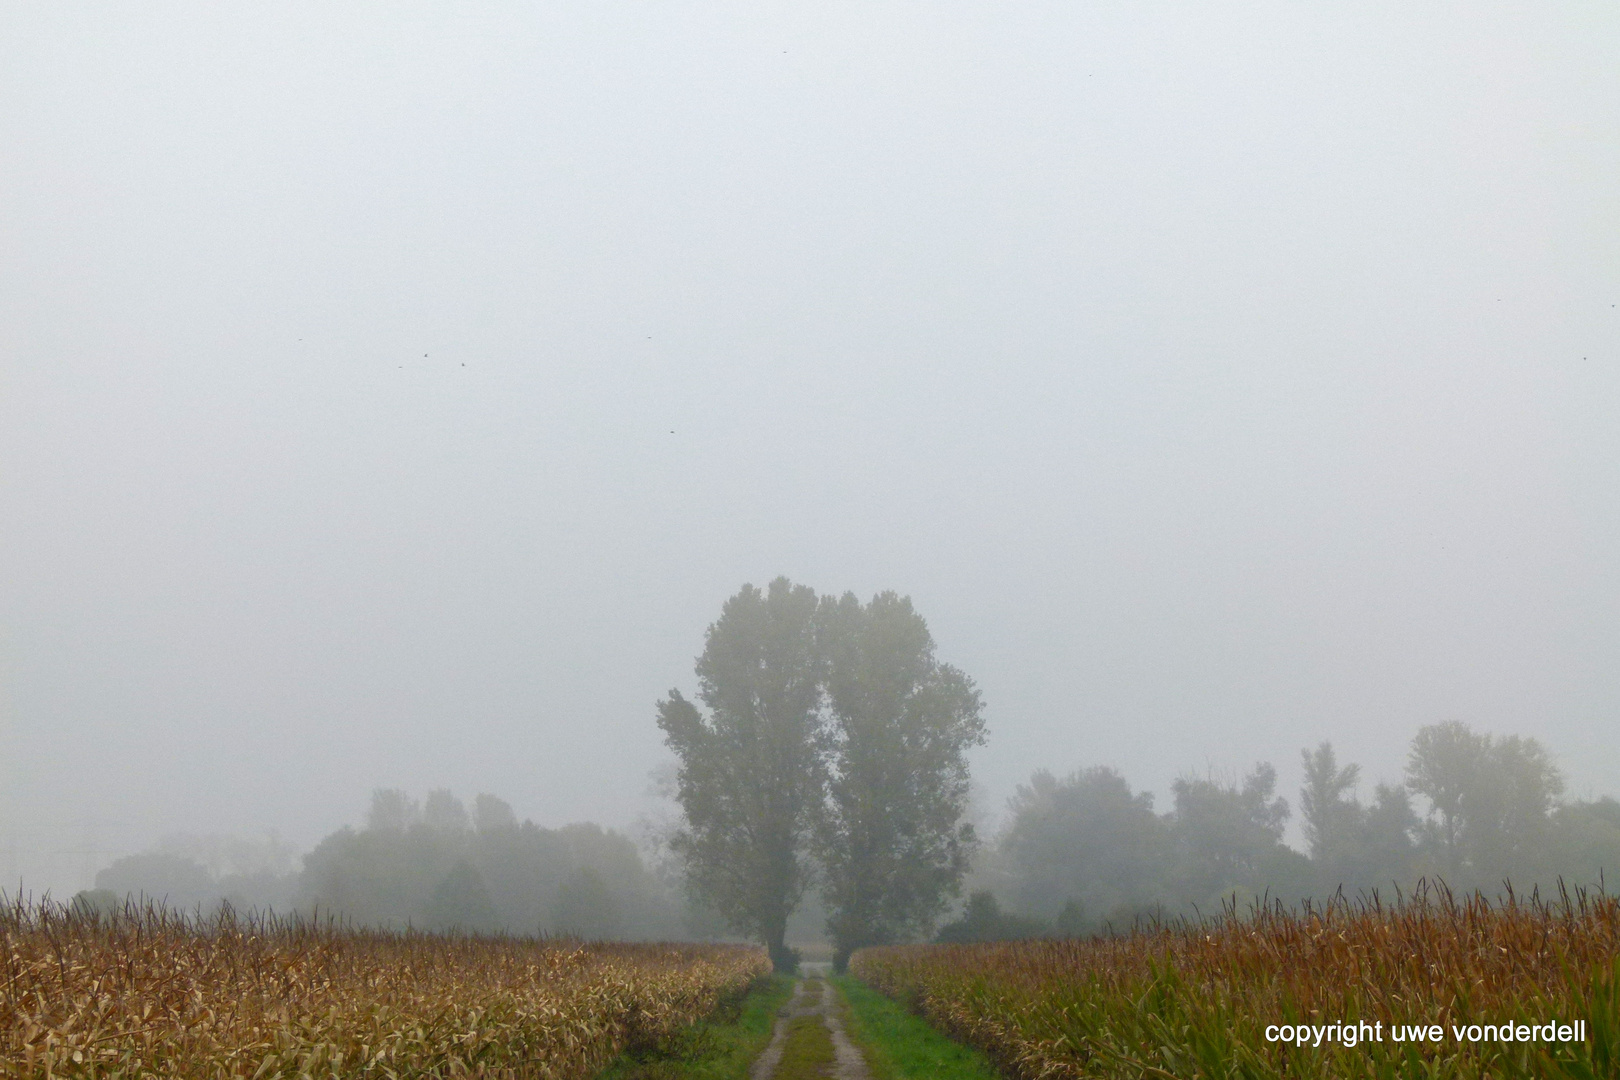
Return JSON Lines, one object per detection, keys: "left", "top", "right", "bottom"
{"left": 814, "top": 591, "right": 986, "bottom": 971}
{"left": 656, "top": 577, "right": 825, "bottom": 971}
{"left": 1299, "top": 741, "right": 1361, "bottom": 862}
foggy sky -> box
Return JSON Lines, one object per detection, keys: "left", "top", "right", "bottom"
{"left": 3, "top": 2, "right": 1617, "bottom": 895}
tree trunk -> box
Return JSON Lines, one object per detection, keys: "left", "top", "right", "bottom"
{"left": 761, "top": 908, "right": 797, "bottom": 973}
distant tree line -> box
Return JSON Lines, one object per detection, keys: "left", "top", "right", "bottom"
{"left": 78, "top": 832, "right": 300, "bottom": 918}
{"left": 78, "top": 790, "right": 691, "bottom": 939}
{"left": 941, "top": 721, "right": 1620, "bottom": 942}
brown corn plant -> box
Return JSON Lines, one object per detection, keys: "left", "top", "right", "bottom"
{"left": 852, "top": 881, "right": 1620, "bottom": 1080}
{"left": 2, "top": 896, "right": 769, "bottom": 1079}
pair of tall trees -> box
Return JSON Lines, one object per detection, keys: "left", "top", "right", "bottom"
{"left": 657, "top": 577, "right": 985, "bottom": 971}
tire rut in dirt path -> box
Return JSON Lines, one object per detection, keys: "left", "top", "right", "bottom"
{"left": 749, "top": 976, "right": 871, "bottom": 1080}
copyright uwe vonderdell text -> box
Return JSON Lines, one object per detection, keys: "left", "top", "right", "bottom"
{"left": 1265, "top": 1020, "right": 1587, "bottom": 1048}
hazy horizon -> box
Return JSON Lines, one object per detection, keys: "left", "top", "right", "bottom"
{"left": 4, "top": 2, "right": 1617, "bottom": 896}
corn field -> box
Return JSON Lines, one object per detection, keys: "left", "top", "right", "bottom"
{"left": 852, "top": 882, "right": 1620, "bottom": 1079}
{"left": 2, "top": 896, "right": 768, "bottom": 1079}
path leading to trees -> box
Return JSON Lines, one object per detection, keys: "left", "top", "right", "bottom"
{"left": 750, "top": 972, "right": 870, "bottom": 1080}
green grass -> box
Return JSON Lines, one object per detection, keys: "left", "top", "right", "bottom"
{"left": 831, "top": 975, "right": 1002, "bottom": 1080}
{"left": 595, "top": 974, "right": 796, "bottom": 1080}
{"left": 772, "top": 1011, "right": 839, "bottom": 1079}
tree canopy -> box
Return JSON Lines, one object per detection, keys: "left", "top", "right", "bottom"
{"left": 1406, "top": 720, "right": 1566, "bottom": 883}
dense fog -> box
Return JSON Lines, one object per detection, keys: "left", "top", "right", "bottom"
{"left": 4, "top": 4, "right": 1616, "bottom": 941}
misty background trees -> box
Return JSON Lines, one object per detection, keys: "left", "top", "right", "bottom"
{"left": 999, "top": 767, "right": 1167, "bottom": 924}
{"left": 82, "top": 789, "right": 689, "bottom": 939}
{"left": 298, "top": 790, "right": 685, "bottom": 937}
{"left": 658, "top": 578, "right": 985, "bottom": 970}
{"left": 948, "top": 720, "right": 1620, "bottom": 941}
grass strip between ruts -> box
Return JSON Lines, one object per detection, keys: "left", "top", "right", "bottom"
{"left": 831, "top": 975, "right": 1002, "bottom": 1080}
{"left": 771, "top": 1010, "right": 839, "bottom": 1080}
{"left": 594, "top": 973, "right": 796, "bottom": 1080}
